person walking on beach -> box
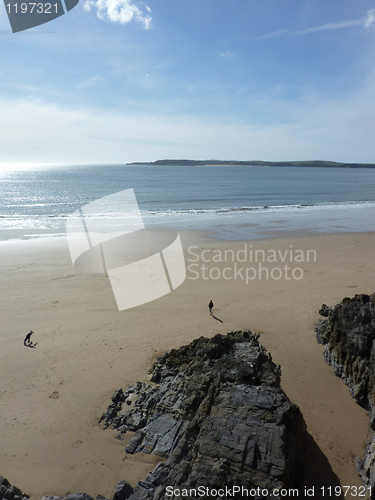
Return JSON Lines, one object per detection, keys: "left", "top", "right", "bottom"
{"left": 208, "top": 300, "right": 214, "bottom": 316}
{"left": 24, "top": 330, "right": 33, "bottom": 346}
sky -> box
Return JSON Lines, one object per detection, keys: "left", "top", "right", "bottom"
{"left": 0, "top": 0, "right": 375, "bottom": 163}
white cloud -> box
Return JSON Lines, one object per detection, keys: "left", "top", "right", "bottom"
{"left": 218, "top": 50, "right": 234, "bottom": 58}
{"left": 254, "top": 29, "right": 288, "bottom": 41}
{"left": 83, "top": 0, "right": 152, "bottom": 29}
{"left": 295, "top": 19, "right": 363, "bottom": 35}
{"left": 364, "top": 9, "right": 375, "bottom": 29}
{"left": 257, "top": 9, "right": 375, "bottom": 40}
{"left": 0, "top": 83, "right": 375, "bottom": 164}
{"left": 77, "top": 74, "right": 103, "bottom": 88}
{"left": 298, "top": 10, "right": 375, "bottom": 34}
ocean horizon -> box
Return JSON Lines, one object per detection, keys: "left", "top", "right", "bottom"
{"left": 1, "top": 163, "right": 375, "bottom": 240}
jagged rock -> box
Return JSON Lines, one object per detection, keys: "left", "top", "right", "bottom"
{"left": 316, "top": 293, "right": 375, "bottom": 406}
{"left": 112, "top": 389, "right": 126, "bottom": 404}
{"left": 40, "top": 494, "right": 95, "bottom": 500}
{"left": 319, "top": 304, "right": 332, "bottom": 317}
{"left": 99, "top": 385, "right": 148, "bottom": 431}
{"left": 125, "top": 429, "right": 145, "bottom": 454}
{"left": 315, "top": 318, "right": 330, "bottom": 344}
{"left": 105, "top": 331, "right": 307, "bottom": 498}
{"left": 0, "top": 479, "right": 99, "bottom": 500}
{"left": 0, "top": 476, "right": 29, "bottom": 500}
{"left": 316, "top": 293, "right": 375, "bottom": 497}
{"left": 1, "top": 331, "right": 308, "bottom": 500}
{"left": 112, "top": 481, "right": 133, "bottom": 500}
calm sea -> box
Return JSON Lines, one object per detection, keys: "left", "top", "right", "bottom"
{"left": 1, "top": 163, "right": 375, "bottom": 239}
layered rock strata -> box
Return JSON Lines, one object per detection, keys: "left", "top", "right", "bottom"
{"left": 316, "top": 294, "right": 375, "bottom": 494}
{"left": 99, "top": 330, "right": 307, "bottom": 499}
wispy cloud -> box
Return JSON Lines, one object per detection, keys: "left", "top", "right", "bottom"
{"left": 295, "top": 16, "right": 368, "bottom": 35}
{"left": 1, "top": 78, "right": 375, "bottom": 163}
{"left": 83, "top": 0, "right": 152, "bottom": 29}
{"left": 77, "top": 74, "right": 104, "bottom": 89}
{"left": 364, "top": 9, "right": 375, "bottom": 29}
{"left": 218, "top": 50, "right": 234, "bottom": 58}
{"left": 257, "top": 9, "right": 375, "bottom": 40}
{"left": 254, "top": 29, "right": 288, "bottom": 41}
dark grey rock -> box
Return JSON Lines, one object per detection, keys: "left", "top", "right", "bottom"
{"left": 112, "top": 417, "right": 122, "bottom": 429}
{"left": 112, "top": 389, "right": 125, "bottom": 404}
{"left": 125, "top": 429, "right": 145, "bottom": 454}
{"left": 316, "top": 293, "right": 375, "bottom": 497}
{"left": 127, "top": 483, "right": 152, "bottom": 500}
{"left": 319, "top": 304, "right": 332, "bottom": 317}
{"left": 0, "top": 475, "right": 29, "bottom": 500}
{"left": 106, "top": 331, "right": 307, "bottom": 498}
{"left": 112, "top": 480, "right": 133, "bottom": 500}
{"left": 1, "top": 332, "right": 309, "bottom": 500}
{"left": 124, "top": 411, "right": 147, "bottom": 432}
{"left": 100, "top": 398, "right": 127, "bottom": 430}
{"left": 315, "top": 318, "right": 330, "bottom": 344}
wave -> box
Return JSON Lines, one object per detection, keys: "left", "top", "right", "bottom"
{"left": 1, "top": 200, "right": 375, "bottom": 231}
{"left": 141, "top": 200, "right": 375, "bottom": 217}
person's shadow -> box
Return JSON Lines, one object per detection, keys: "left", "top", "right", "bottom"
{"left": 212, "top": 315, "right": 223, "bottom": 323}
{"left": 24, "top": 343, "right": 37, "bottom": 348}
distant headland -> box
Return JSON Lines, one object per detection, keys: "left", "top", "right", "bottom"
{"left": 126, "top": 159, "right": 375, "bottom": 168}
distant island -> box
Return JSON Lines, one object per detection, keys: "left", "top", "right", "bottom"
{"left": 127, "top": 159, "right": 375, "bottom": 168}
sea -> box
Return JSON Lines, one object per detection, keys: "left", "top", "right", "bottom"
{"left": 1, "top": 163, "right": 375, "bottom": 240}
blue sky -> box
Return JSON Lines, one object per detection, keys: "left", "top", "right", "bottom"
{"left": 0, "top": 0, "right": 375, "bottom": 163}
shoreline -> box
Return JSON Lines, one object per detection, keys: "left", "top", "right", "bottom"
{"left": 0, "top": 229, "right": 373, "bottom": 498}
{"left": 1, "top": 197, "right": 375, "bottom": 244}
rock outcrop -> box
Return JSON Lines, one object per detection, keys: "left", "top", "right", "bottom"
{"left": 0, "top": 476, "right": 28, "bottom": 500}
{"left": 1, "top": 331, "right": 308, "bottom": 500}
{"left": 0, "top": 483, "right": 132, "bottom": 500}
{"left": 316, "top": 294, "right": 375, "bottom": 495}
{"left": 100, "top": 330, "right": 307, "bottom": 499}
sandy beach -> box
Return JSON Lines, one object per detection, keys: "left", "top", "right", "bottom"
{"left": 0, "top": 230, "right": 374, "bottom": 498}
